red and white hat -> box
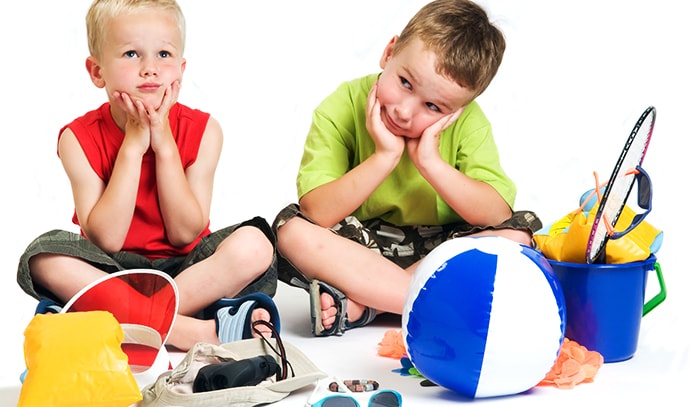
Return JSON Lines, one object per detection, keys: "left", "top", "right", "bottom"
{"left": 61, "top": 269, "right": 178, "bottom": 389}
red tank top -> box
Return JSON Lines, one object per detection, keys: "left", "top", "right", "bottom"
{"left": 59, "top": 102, "right": 212, "bottom": 259}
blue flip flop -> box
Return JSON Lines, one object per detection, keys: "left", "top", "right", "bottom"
{"left": 206, "top": 292, "right": 281, "bottom": 343}
{"left": 35, "top": 298, "right": 63, "bottom": 314}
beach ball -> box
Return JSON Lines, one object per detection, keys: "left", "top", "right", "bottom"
{"left": 402, "top": 236, "right": 566, "bottom": 398}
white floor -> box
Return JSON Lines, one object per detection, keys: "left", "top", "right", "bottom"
{"left": 2, "top": 1, "right": 688, "bottom": 406}
{"left": 3, "top": 282, "right": 688, "bottom": 406}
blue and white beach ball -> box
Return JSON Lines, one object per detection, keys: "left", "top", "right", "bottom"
{"left": 402, "top": 236, "right": 566, "bottom": 398}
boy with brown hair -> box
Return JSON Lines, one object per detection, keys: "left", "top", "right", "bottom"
{"left": 273, "top": 0, "right": 542, "bottom": 336}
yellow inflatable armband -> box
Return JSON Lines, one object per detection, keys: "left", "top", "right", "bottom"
{"left": 535, "top": 201, "right": 662, "bottom": 264}
{"left": 19, "top": 311, "right": 142, "bottom": 407}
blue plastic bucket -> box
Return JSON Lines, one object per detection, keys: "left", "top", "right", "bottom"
{"left": 548, "top": 255, "right": 666, "bottom": 362}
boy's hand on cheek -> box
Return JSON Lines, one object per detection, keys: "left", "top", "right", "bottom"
{"left": 407, "top": 108, "right": 463, "bottom": 169}
{"left": 113, "top": 90, "right": 151, "bottom": 154}
{"left": 149, "top": 81, "right": 180, "bottom": 152}
{"left": 149, "top": 81, "right": 180, "bottom": 125}
{"left": 366, "top": 81, "right": 405, "bottom": 160}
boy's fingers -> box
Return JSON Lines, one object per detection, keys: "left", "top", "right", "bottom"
{"left": 441, "top": 108, "right": 463, "bottom": 131}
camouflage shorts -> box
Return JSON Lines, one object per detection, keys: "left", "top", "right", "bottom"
{"left": 272, "top": 203, "right": 542, "bottom": 288}
{"left": 18, "top": 216, "right": 278, "bottom": 303}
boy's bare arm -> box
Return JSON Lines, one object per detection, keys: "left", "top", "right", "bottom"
{"left": 156, "top": 116, "right": 221, "bottom": 246}
{"left": 299, "top": 149, "right": 399, "bottom": 227}
{"left": 426, "top": 162, "right": 512, "bottom": 226}
{"left": 300, "top": 83, "right": 403, "bottom": 227}
{"left": 407, "top": 110, "right": 512, "bottom": 227}
{"left": 59, "top": 128, "right": 143, "bottom": 253}
{"left": 152, "top": 84, "right": 219, "bottom": 247}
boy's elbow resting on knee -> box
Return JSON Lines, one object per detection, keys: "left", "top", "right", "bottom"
{"left": 167, "top": 230, "right": 202, "bottom": 248}
{"left": 91, "top": 239, "right": 124, "bottom": 255}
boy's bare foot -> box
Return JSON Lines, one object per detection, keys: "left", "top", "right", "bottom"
{"left": 320, "top": 292, "right": 364, "bottom": 331}
{"left": 250, "top": 308, "right": 273, "bottom": 338}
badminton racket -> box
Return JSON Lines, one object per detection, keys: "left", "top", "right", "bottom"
{"left": 586, "top": 106, "right": 656, "bottom": 264}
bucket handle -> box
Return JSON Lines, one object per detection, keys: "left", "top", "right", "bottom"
{"left": 642, "top": 261, "right": 667, "bottom": 316}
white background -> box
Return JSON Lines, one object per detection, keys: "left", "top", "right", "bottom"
{"left": 1, "top": 1, "right": 688, "bottom": 405}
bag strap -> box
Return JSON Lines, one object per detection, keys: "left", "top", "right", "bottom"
{"left": 252, "top": 320, "right": 295, "bottom": 381}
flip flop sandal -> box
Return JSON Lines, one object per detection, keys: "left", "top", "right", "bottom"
{"left": 309, "top": 279, "right": 377, "bottom": 337}
{"left": 35, "top": 298, "right": 63, "bottom": 314}
{"left": 208, "top": 292, "right": 281, "bottom": 343}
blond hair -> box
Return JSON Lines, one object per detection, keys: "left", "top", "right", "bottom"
{"left": 393, "top": 0, "right": 505, "bottom": 99}
{"left": 86, "top": 0, "right": 186, "bottom": 58}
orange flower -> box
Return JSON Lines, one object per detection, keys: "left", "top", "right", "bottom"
{"left": 377, "top": 332, "right": 604, "bottom": 390}
{"left": 377, "top": 329, "right": 407, "bottom": 359}
{"left": 538, "top": 338, "right": 604, "bottom": 389}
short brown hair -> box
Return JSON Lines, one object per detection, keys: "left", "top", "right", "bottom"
{"left": 86, "top": 0, "right": 186, "bottom": 58}
{"left": 393, "top": 0, "right": 505, "bottom": 99}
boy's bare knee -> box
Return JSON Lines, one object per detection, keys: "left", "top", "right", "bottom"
{"left": 276, "top": 216, "right": 310, "bottom": 253}
{"left": 471, "top": 229, "right": 534, "bottom": 247}
{"left": 217, "top": 226, "right": 273, "bottom": 271}
{"left": 498, "top": 229, "right": 534, "bottom": 247}
{"left": 28, "top": 253, "right": 62, "bottom": 279}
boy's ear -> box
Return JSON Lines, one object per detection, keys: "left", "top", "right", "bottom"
{"left": 379, "top": 36, "right": 399, "bottom": 69}
{"left": 85, "top": 56, "right": 105, "bottom": 88}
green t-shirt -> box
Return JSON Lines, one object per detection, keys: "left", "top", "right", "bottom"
{"left": 297, "top": 73, "right": 516, "bottom": 226}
